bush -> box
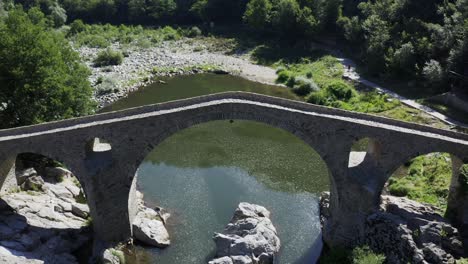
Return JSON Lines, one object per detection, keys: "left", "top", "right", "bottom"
{"left": 93, "top": 48, "right": 124, "bottom": 67}
{"left": 423, "top": 59, "right": 444, "bottom": 85}
{"left": 186, "top": 26, "right": 202, "bottom": 37}
{"left": 319, "top": 246, "right": 385, "bottom": 264}
{"left": 326, "top": 81, "right": 356, "bottom": 101}
{"left": 292, "top": 76, "right": 319, "bottom": 96}
{"left": 351, "top": 246, "right": 385, "bottom": 264}
{"left": 68, "top": 19, "right": 86, "bottom": 36}
{"left": 306, "top": 91, "right": 327, "bottom": 105}
{"left": 48, "top": 2, "right": 67, "bottom": 27}
{"left": 161, "top": 26, "right": 180, "bottom": 40}
{"left": 77, "top": 34, "right": 110, "bottom": 48}
{"left": 95, "top": 76, "right": 119, "bottom": 95}
{"left": 276, "top": 70, "right": 292, "bottom": 83}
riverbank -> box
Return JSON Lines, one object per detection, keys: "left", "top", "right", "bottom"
{"left": 0, "top": 167, "right": 91, "bottom": 263}
{"left": 77, "top": 38, "right": 278, "bottom": 108}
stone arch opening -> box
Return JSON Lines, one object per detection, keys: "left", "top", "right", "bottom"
{"left": 127, "top": 119, "right": 332, "bottom": 264}
{"left": 385, "top": 152, "right": 455, "bottom": 214}
{"left": 0, "top": 152, "right": 93, "bottom": 263}
{"left": 369, "top": 152, "right": 468, "bottom": 261}
{"left": 84, "top": 137, "right": 113, "bottom": 172}
{"left": 348, "top": 137, "right": 381, "bottom": 168}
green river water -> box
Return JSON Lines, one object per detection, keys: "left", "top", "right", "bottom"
{"left": 101, "top": 74, "right": 330, "bottom": 264}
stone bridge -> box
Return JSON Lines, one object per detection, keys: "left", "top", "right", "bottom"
{"left": 0, "top": 92, "right": 467, "bottom": 247}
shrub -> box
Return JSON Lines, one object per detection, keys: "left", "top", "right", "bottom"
{"left": 48, "top": 2, "right": 67, "bottom": 27}
{"left": 276, "top": 70, "right": 292, "bottom": 83}
{"left": 276, "top": 66, "right": 286, "bottom": 74}
{"left": 93, "top": 48, "right": 124, "bottom": 67}
{"left": 286, "top": 75, "right": 296, "bottom": 87}
{"left": 77, "top": 34, "right": 110, "bottom": 48}
{"left": 68, "top": 19, "right": 86, "bottom": 36}
{"left": 161, "top": 26, "right": 180, "bottom": 40}
{"left": 351, "top": 246, "right": 385, "bottom": 264}
{"left": 388, "top": 182, "right": 410, "bottom": 196}
{"left": 326, "top": 81, "right": 356, "bottom": 101}
{"left": 95, "top": 76, "right": 119, "bottom": 95}
{"left": 423, "top": 59, "right": 444, "bottom": 84}
{"left": 187, "top": 26, "right": 202, "bottom": 37}
{"left": 306, "top": 91, "right": 327, "bottom": 105}
{"left": 292, "top": 76, "right": 319, "bottom": 96}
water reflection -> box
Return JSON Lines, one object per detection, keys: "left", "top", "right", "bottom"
{"left": 137, "top": 163, "right": 324, "bottom": 264}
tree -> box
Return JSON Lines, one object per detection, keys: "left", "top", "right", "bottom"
{"left": 0, "top": 7, "right": 95, "bottom": 128}
{"left": 129, "top": 0, "right": 177, "bottom": 23}
{"left": 389, "top": 42, "right": 416, "bottom": 77}
{"left": 48, "top": 1, "right": 66, "bottom": 27}
{"left": 243, "top": 0, "right": 272, "bottom": 31}
{"left": 361, "top": 14, "right": 390, "bottom": 74}
{"left": 271, "top": 0, "right": 301, "bottom": 36}
{"left": 298, "top": 6, "right": 318, "bottom": 38}
{"left": 423, "top": 59, "right": 444, "bottom": 86}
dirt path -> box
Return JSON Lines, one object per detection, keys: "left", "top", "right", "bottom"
{"left": 338, "top": 57, "right": 468, "bottom": 128}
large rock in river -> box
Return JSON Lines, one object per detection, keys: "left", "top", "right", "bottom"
{"left": 132, "top": 192, "right": 171, "bottom": 248}
{"left": 209, "top": 202, "right": 281, "bottom": 264}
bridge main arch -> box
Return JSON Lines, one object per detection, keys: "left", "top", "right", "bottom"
{"left": 122, "top": 107, "right": 347, "bottom": 237}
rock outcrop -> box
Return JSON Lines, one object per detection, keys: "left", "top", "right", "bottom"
{"left": 0, "top": 167, "right": 91, "bottom": 263}
{"left": 320, "top": 192, "right": 465, "bottom": 264}
{"left": 132, "top": 191, "right": 171, "bottom": 248}
{"left": 209, "top": 203, "right": 281, "bottom": 264}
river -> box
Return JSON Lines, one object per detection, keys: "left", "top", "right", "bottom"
{"left": 101, "top": 74, "right": 330, "bottom": 264}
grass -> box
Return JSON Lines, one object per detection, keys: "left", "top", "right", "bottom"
{"left": 320, "top": 246, "right": 385, "bottom": 264}
{"left": 387, "top": 153, "right": 452, "bottom": 213}
{"left": 421, "top": 99, "right": 468, "bottom": 125}
{"left": 151, "top": 64, "right": 222, "bottom": 75}
{"left": 68, "top": 24, "right": 189, "bottom": 49}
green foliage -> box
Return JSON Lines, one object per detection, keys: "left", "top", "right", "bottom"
{"left": 243, "top": 0, "right": 272, "bottom": 31}
{"left": 351, "top": 246, "right": 385, "bottom": 264}
{"left": 423, "top": 60, "right": 444, "bottom": 86}
{"left": 128, "top": 0, "right": 177, "bottom": 23}
{"left": 0, "top": 7, "right": 94, "bottom": 128}
{"left": 95, "top": 76, "right": 119, "bottom": 95}
{"left": 68, "top": 19, "right": 86, "bottom": 36}
{"left": 48, "top": 1, "right": 66, "bottom": 27}
{"left": 93, "top": 48, "right": 123, "bottom": 67}
{"left": 325, "top": 81, "right": 356, "bottom": 101}
{"left": 186, "top": 26, "right": 202, "bottom": 37}
{"left": 459, "top": 164, "right": 468, "bottom": 194}
{"left": 388, "top": 153, "right": 452, "bottom": 212}
{"left": 271, "top": 0, "right": 301, "bottom": 36}
{"left": 70, "top": 23, "right": 182, "bottom": 48}
{"left": 292, "top": 76, "right": 319, "bottom": 96}
{"left": 320, "top": 246, "right": 385, "bottom": 264}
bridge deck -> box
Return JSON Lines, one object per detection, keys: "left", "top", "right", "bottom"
{"left": 0, "top": 92, "right": 467, "bottom": 145}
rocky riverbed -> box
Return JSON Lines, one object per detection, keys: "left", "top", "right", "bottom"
{"left": 77, "top": 39, "right": 278, "bottom": 108}
{"left": 0, "top": 167, "right": 91, "bottom": 264}
{"left": 321, "top": 192, "right": 466, "bottom": 264}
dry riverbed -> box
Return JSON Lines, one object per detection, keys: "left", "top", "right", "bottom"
{"left": 77, "top": 38, "right": 278, "bottom": 108}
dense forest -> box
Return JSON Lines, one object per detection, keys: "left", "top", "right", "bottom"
{"left": 0, "top": 0, "right": 467, "bottom": 128}
{"left": 2, "top": 0, "right": 466, "bottom": 93}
